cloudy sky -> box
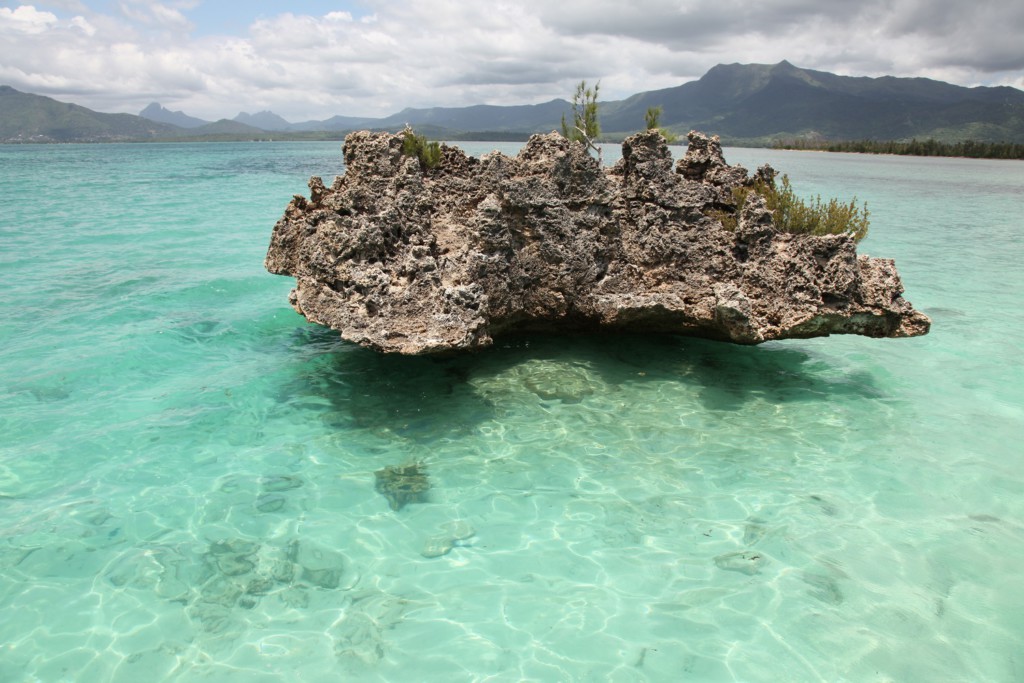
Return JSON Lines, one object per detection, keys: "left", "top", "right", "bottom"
{"left": 2, "top": 0, "right": 1022, "bottom": 121}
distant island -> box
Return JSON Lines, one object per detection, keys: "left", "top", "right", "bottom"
{"left": 3, "top": 61, "right": 1024, "bottom": 150}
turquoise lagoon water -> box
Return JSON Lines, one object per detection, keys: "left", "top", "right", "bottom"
{"left": 1, "top": 140, "right": 1022, "bottom": 682}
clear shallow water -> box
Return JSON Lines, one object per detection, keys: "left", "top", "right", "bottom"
{"left": 1, "top": 140, "right": 1022, "bottom": 682}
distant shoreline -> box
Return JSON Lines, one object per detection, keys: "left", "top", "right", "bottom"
{"left": 4, "top": 133, "right": 1023, "bottom": 161}
{"left": 772, "top": 138, "right": 1024, "bottom": 161}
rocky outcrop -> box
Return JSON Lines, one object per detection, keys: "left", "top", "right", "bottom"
{"left": 265, "top": 129, "right": 930, "bottom": 354}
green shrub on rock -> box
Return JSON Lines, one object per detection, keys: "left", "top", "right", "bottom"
{"left": 720, "top": 174, "right": 869, "bottom": 242}
{"left": 766, "top": 174, "right": 869, "bottom": 241}
{"left": 401, "top": 127, "right": 442, "bottom": 170}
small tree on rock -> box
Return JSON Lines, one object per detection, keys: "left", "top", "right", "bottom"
{"left": 645, "top": 105, "right": 678, "bottom": 144}
{"left": 561, "top": 80, "right": 602, "bottom": 161}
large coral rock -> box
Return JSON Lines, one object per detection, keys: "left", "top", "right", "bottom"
{"left": 265, "top": 130, "right": 930, "bottom": 354}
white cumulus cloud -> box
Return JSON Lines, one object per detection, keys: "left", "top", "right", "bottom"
{"left": 70, "top": 15, "right": 94, "bottom": 35}
{"left": 0, "top": 4, "right": 59, "bottom": 33}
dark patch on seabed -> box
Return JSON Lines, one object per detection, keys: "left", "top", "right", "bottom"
{"left": 374, "top": 462, "right": 430, "bottom": 511}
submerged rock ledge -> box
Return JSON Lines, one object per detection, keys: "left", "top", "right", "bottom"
{"left": 265, "top": 130, "right": 930, "bottom": 354}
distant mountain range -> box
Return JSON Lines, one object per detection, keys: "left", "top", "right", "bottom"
{"left": 4, "top": 61, "right": 1024, "bottom": 144}
{"left": 137, "top": 98, "right": 574, "bottom": 136}
{"left": 139, "top": 102, "right": 209, "bottom": 129}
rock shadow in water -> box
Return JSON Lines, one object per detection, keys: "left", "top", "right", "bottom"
{"left": 277, "top": 330, "right": 497, "bottom": 444}
{"left": 281, "top": 328, "right": 886, "bottom": 441}
{"left": 480, "top": 332, "right": 886, "bottom": 412}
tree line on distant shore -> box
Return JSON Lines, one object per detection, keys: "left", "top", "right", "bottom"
{"left": 771, "top": 138, "right": 1024, "bottom": 160}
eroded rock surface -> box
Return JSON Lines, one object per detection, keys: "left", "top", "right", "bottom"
{"left": 265, "top": 130, "right": 930, "bottom": 354}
